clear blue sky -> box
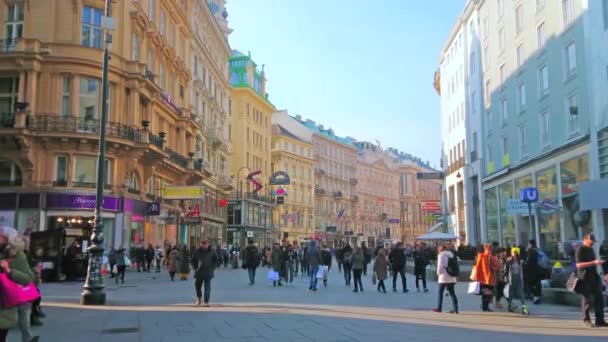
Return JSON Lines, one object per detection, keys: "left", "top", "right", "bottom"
{"left": 227, "top": 0, "right": 466, "bottom": 167}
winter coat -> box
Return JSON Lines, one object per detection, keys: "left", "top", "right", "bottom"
{"left": 341, "top": 245, "right": 353, "bottom": 265}
{"left": 413, "top": 251, "right": 428, "bottom": 274}
{"left": 362, "top": 246, "right": 371, "bottom": 264}
{"left": 321, "top": 249, "right": 332, "bottom": 267}
{"left": 242, "top": 244, "right": 260, "bottom": 268}
{"left": 271, "top": 248, "right": 282, "bottom": 270}
{"left": 167, "top": 249, "right": 179, "bottom": 273}
{"left": 351, "top": 250, "right": 365, "bottom": 270}
{"left": 335, "top": 248, "right": 344, "bottom": 262}
{"left": 179, "top": 248, "right": 190, "bottom": 273}
{"left": 115, "top": 248, "right": 126, "bottom": 266}
{"left": 0, "top": 249, "right": 35, "bottom": 330}
{"left": 389, "top": 247, "right": 406, "bottom": 270}
{"left": 306, "top": 246, "right": 322, "bottom": 268}
{"left": 374, "top": 254, "right": 389, "bottom": 280}
{"left": 472, "top": 252, "right": 499, "bottom": 286}
{"left": 437, "top": 251, "right": 457, "bottom": 284}
{"left": 505, "top": 257, "right": 524, "bottom": 288}
{"left": 191, "top": 247, "right": 218, "bottom": 280}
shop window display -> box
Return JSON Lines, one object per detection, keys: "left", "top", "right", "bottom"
{"left": 536, "top": 167, "right": 560, "bottom": 258}
{"left": 498, "top": 181, "right": 516, "bottom": 247}
{"left": 561, "top": 155, "right": 590, "bottom": 241}
{"left": 485, "top": 188, "right": 499, "bottom": 244}
{"left": 515, "top": 175, "right": 534, "bottom": 244}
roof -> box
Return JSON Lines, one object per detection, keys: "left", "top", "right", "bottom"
{"left": 276, "top": 124, "right": 306, "bottom": 143}
{"left": 292, "top": 116, "right": 355, "bottom": 148}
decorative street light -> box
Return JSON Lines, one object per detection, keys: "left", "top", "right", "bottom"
{"left": 81, "top": 0, "right": 114, "bottom": 305}
{"left": 455, "top": 163, "right": 475, "bottom": 178}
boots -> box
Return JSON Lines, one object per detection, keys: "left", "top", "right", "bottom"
{"left": 30, "top": 315, "right": 43, "bottom": 326}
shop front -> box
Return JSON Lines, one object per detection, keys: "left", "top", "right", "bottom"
{"left": 0, "top": 193, "right": 43, "bottom": 233}
{"left": 482, "top": 146, "right": 591, "bottom": 259}
{"left": 227, "top": 198, "right": 273, "bottom": 248}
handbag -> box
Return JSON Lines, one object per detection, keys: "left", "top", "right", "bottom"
{"left": 503, "top": 284, "right": 510, "bottom": 298}
{"left": 267, "top": 269, "right": 279, "bottom": 281}
{"left": 467, "top": 281, "right": 480, "bottom": 295}
{"left": 0, "top": 273, "right": 41, "bottom": 309}
{"left": 124, "top": 256, "right": 132, "bottom": 267}
{"left": 316, "top": 266, "right": 325, "bottom": 279}
{"left": 566, "top": 272, "right": 583, "bottom": 294}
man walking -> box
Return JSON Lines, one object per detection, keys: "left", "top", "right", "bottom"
{"left": 526, "top": 240, "right": 543, "bottom": 304}
{"left": 413, "top": 244, "right": 429, "bottom": 293}
{"left": 191, "top": 239, "right": 218, "bottom": 307}
{"left": 135, "top": 243, "right": 146, "bottom": 272}
{"left": 389, "top": 242, "right": 409, "bottom": 293}
{"left": 575, "top": 233, "right": 607, "bottom": 328}
{"left": 432, "top": 245, "right": 458, "bottom": 314}
{"left": 145, "top": 244, "right": 155, "bottom": 272}
{"left": 242, "top": 238, "right": 260, "bottom": 286}
{"left": 306, "top": 240, "right": 322, "bottom": 291}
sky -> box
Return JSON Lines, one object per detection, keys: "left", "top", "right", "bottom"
{"left": 227, "top": 0, "right": 466, "bottom": 167}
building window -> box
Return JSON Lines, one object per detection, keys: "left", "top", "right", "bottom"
{"left": 0, "top": 77, "right": 19, "bottom": 114}
{"left": 518, "top": 83, "right": 526, "bottom": 112}
{"left": 501, "top": 99, "right": 508, "bottom": 123}
{"left": 537, "top": 22, "right": 546, "bottom": 48}
{"left": 60, "top": 76, "right": 71, "bottom": 117}
{"left": 502, "top": 136, "right": 508, "bottom": 156}
{"left": 485, "top": 79, "right": 491, "bottom": 104}
{"left": 73, "top": 156, "right": 96, "bottom": 186}
{"left": 515, "top": 5, "right": 523, "bottom": 34}
{"left": 55, "top": 155, "right": 68, "bottom": 186}
{"left": 0, "top": 160, "right": 22, "bottom": 186}
{"left": 604, "top": 0, "right": 608, "bottom": 29}
{"left": 565, "top": 42, "right": 576, "bottom": 75}
{"left": 497, "top": 0, "right": 504, "bottom": 17}
{"left": 498, "top": 27, "right": 504, "bottom": 53}
{"left": 148, "top": 0, "right": 155, "bottom": 21}
{"left": 539, "top": 65, "right": 549, "bottom": 96}
{"left": 519, "top": 124, "right": 528, "bottom": 156}
{"left": 567, "top": 93, "right": 580, "bottom": 134}
{"left": 159, "top": 9, "right": 165, "bottom": 34}
{"left": 127, "top": 172, "right": 139, "bottom": 191}
{"left": 131, "top": 32, "right": 139, "bottom": 61}
{"left": 537, "top": 0, "right": 545, "bottom": 11}
{"left": 516, "top": 43, "right": 524, "bottom": 68}
{"left": 499, "top": 63, "right": 505, "bottom": 85}
{"left": 82, "top": 6, "right": 103, "bottom": 48}
{"left": 562, "top": 0, "right": 574, "bottom": 27}
{"left": 79, "top": 78, "right": 100, "bottom": 120}
{"left": 540, "top": 111, "right": 550, "bottom": 147}
{"left": 5, "top": 3, "right": 24, "bottom": 42}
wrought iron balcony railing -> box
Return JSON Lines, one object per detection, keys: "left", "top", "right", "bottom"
{"left": 26, "top": 115, "right": 144, "bottom": 143}
{"left": 0, "top": 39, "right": 16, "bottom": 53}
{"left": 165, "top": 148, "right": 189, "bottom": 169}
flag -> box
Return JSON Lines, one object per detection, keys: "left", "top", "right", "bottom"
{"left": 337, "top": 209, "right": 345, "bottom": 218}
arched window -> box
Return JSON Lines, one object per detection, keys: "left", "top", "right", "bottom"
{"left": 0, "top": 160, "right": 22, "bottom": 186}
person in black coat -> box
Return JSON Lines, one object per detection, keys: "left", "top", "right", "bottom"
{"left": 361, "top": 242, "right": 371, "bottom": 276}
{"left": 342, "top": 244, "right": 353, "bottom": 286}
{"left": 389, "top": 242, "right": 408, "bottom": 293}
{"left": 191, "top": 239, "right": 218, "bottom": 307}
{"left": 413, "top": 244, "right": 429, "bottom": 292}
{"left": 145, "top": 244, "right": 155, "bottom": 272}
{"left": 321, "top": 244, "right": 332, "bottom": 287}
{"left": 242, "top": 239, "right": 260, "bottom": 286}
{"left": 135, "top": 244, "right": 146, "bottom": 272}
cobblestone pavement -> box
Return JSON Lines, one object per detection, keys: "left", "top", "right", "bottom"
{"left": 7, "top": 264, "right": 607, "bottom": 341}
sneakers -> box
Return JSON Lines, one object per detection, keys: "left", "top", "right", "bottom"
{"left": 449, "top": 310, "right": 459, "bottom": 314}
{"left": 202, "top": 303, "right": 210, "bottom": 307}
{"left": 533, "top": 297, "right": 541, "bottom": 305}
{"left": 521, "top": 305, "right": 529, "bottom": 316}
{"left": 195, "top": 298, "right": 201, "bottom": 305}
{"left": 594, "top": 321, "right": 608, "bottom": 327}
{"left": 424, "top": 288, "right": 429, "bottom": 293}
{"left": 431, "top": 308, "right": 441, "bottom": 313}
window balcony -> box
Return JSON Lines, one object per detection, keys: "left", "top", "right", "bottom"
{"left": 349, "top": 178, "right": 358, "bottom": 186}
{"left": 314, "top": 186, "right": 326, "bottom": 194}
{"left": 26, "top": 115, "right": 145, "bottom": 143}
{"left": 333, "top": 191, "right": 343, "bottom": 198}
{"left": 315, "top": 168, "right": 325, "bottom": 176}
{"left": 0, "top": 39, "right": 17, "bottom": 53}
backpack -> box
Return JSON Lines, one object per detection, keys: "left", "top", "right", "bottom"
{"left": 537, "top": 250, "right": 548, "bottom": 269}
{"left": 445, "top": 254, "right": 460, "bottom": 277}
{"left": 343, "top": 251, "right": 353, "bottom": 264}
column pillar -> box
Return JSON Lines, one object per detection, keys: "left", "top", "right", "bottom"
{"left": 128, "top": 88, "right": 138, "bottom": 126}
{"left": 18, "top": 71, "right": 26, "bottom": 102}
{"left": 26, "top": 71, "right": 38, "bottom": 113}
{"left": 70, "top": 74, "right": 79, "bottom": 117}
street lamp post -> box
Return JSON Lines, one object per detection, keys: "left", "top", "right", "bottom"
{"left": 81, "top": 0, "right": 112, "bottom": 305}
{"left": 456, "top": 163, "right": 477, "bottom": 244}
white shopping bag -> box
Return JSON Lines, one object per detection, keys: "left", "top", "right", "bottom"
{"left": 467, "top": 281, "right": 480, "bottom": 295}
{"left": 316, "top": 266, "right": 325, "bottom": 279}
{"left": 267, "top": 269, "right": 279, "bottom": 281}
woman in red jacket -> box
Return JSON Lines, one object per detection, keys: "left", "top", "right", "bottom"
{"left": 472, "top": 244, "right": 500, "bottom": 312}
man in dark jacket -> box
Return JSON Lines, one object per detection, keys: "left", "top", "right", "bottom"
{"left": 191, "top": 239, "right": 218, "bottom": 307}
{"left": 135, "top": 243, "right": 146, "bottom": 272}
{"left": 335, "top": 246, "right": 344, "bottom": 273}
{"left": 342, "top": 244, "right": 353, "bottom": 286}
{"left": 306, "top": 240, "right": 322, "bottom": 291}
{"left": 526, "top": 240, "right": 542, "bottom": 304}
{"left": 413, "top": 244, "right": 429, "bottom": 293}
{"left": 389, "top": 242, "right": 409, "bottom": 293}
{"left": 321, "top": 244, "right": 332, "bottom": 287}
{"left": 242, "top": 239, "right": 260, "bottom": 286}
{"left": 145, "top": 244, "right": 155, "bottom": 272}
{"left": 361, "top": 242, "right": 371, "bottom": 276}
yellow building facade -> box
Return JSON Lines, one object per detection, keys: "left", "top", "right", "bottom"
{"left": 0, "top": 0, "right": 231, "bottom": 257}
{"left": 270, "top": 115, "right": 314, "bottom": 243}
{"left": 228, "top": 52, "right": 274, "bottom": 187}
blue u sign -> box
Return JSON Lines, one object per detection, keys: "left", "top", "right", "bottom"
{"left": 520, "top": 187, "right": 539, "bottom": 203}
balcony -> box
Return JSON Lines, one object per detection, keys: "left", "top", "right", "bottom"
{"left": 159, "top": 93, "right": 184, "bottom": 116}
{"left": 26, "top": 115, "right": 145, "bottom": 143}
{"left": 314, "top": 186, "right": 326, "bottom": 195}
{"left": 208, "top": 127, "right": 225, "bottom": 148}
{"left": 148, "top": 133, "right": 164, "bottom": 149}
{"left": 0, "top": 113, "right": 15, "bottom": 128}
{"left": 351, "top": 195, "right": 359, "bottom": 202}
{"left": 315, "top": 168, "right": 325, "bottom": 176}
{"left": 0, "top": 39, "right": 16, "bottom": 53}
{"left": 219, "top": 175, "right": 234, "bottom": 190}
{"left": 349, "top": 178, "right": 358, "bottom": 186}
{"left": 165, "top": 148, "right": 189, "bottom": 169}
{"left": 333, "top": 191, "right": 343, "bottom": 198}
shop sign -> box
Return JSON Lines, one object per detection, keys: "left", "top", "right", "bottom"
{"left": 421, "top": 200, "right": 441, "bottom": 211}
{"left": 46, "top": 194, "right": 120, "bottom": 211}
{"left": 326, "top": 226, "right": 337, "bottom": 233}
{"left": 388, "top": 218, "right": 400, "bottom": 224}
{"left": 269, "top": 171, "right": 291, "bottom": 185}
{"left": 146, "top": 202, "right": 161, "bottom": 216}
{"left": 506, "top": 199, "right": 529, "bottom": 216}
{"left": 162, "top": 186, "right": 204, "bottom": 200}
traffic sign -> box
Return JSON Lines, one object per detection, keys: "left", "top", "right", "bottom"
{"left": 506, "top": 198, "right": 529, "bottom": 216}
{"left": 417, "top": 172, "right": 445, "bottom": 180}
{"left": 520, "top": 187, "right": 539, "bottom": 203}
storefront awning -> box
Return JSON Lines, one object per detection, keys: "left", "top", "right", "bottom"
{"left": 579, "top": 180, "right": 608, "bottom": 210}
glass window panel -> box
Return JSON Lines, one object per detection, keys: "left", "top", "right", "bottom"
{"left": 561, "top": 155, "right": 590, "bottom": 242}
{"left": 93, "top": 8, "right": 102, "bottom": 25}
{"left": 485, "top": 188, "right": 499, "bottom": 244}
{"left": 82, "top": 7, "right": 91, "bottom": 24}
{"left": 74, "top": 156, "right": 97, "bottom": 184}
{"left": 515, "top": 175, "right": 534, "bottom": 244}
{"left": 16, "top": 24, "right": 22, "bottom": 38}
{"left": 93, "top": 28, "right": 102, "bottom": 48}
{"left": 56, "top": 156, "right": 67, "bottom": 182}
{"left": 536, "top": 167, "right": 559, "bottom": 257}
{"left": 6, "top": 25, "right": 13, "bottom": 40}
{"left": 499, "top": 182, "right": 515, "bottom": 247}
{"left": 81, "top": 26, "right": 90, "bottom": 46}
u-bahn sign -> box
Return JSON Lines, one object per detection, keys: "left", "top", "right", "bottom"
{"left": 269, "top": 171, "right": 291, "bottom": 185}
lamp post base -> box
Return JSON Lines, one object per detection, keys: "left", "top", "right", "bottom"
{"left": 80, "top": 288, "right": 106, "bottom": 305}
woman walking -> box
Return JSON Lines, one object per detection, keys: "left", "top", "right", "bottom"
{"left": 505, "top": 247, "right": 528, "bottom": 315}
{"left": 167, "top": 247, "right": 179, "bottom": 281}
{"left": 374, "top": 248, "right": 389, "bottom": 293}
{"left": 114, "top": 246, "right": 127, "bottom": 284}
{"left": 432, "top": 245, "right": 459, "bottom": 314}
{"left": 472, "top": 243, "right": 500, "bottom": 312}
{"left": 179, "top": 245, "right": 190, "bottom": 281}
{"left": 351, "top": 246, "right": 364, "bottom": 293}
{"left": 0, "top": 227, "right": 36, "bottom": 342}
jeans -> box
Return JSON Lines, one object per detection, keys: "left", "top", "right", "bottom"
{"left": 437, "top": 283, "right": 458, "bottom": 312}
{"left": 286, "top": 261, "right": 294, "bottom": 283}
{"left": 136, "top": 258, "right": 145, "bottom": 272}
{"left": 195, "top": 278, "right": 212, "bottom": 304}
{"left": 415, "top": 269, "right": 427, "bottom": 290}
{"left": 156, "top": 258, "right": 162, "bottom": 272}
{"left": 146, "top": 258, "right": 153, "bottom": 272}
{"left": 247, "top": 267, "right": 257, "bottom": 285}
{"left": 294, "top": 259, "right": 300, "bottom": 275}
{"left": 309, "top": 266, "right": 319, "bottom": 290}
{"left": 581, "top": 279, "right": 605, "bottom": 323}
{"left": 338, "top": 261, "right": 342, "bottom": 273}
{"left": 392, "top": 267, "right": 407, "bottom": 292}
{"left": 481, "top": 284, "right": 494, "bottom": 310}
{"left": 377, "top": 279, "right": 386, "bottom": 292}
{"left": 528, "top": 274, "right": 542, "bottom": 298}
{"left": 353, "top": 269, "right": 363, "bottom": 291}
{"left": 363, "top": 262, "right": 368, "bottom": 276}
{"left": 496, "top": 281, "right": 507, "bottom": 303}
{"left": 343, "top": 263, "right": 352, "bottom": 285}
{"left": 18, "top": 304, "right": 33, "bottom": 342}
{"left": 0, "top": 329, "right": 7, "bottom": 342}
{"left": 115, "top": 265, "right": 126, "bottom": 283}
{"left": 109, "top": 261, "right": 116, "bottom": 277}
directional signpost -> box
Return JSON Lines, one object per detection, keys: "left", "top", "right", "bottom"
{"left": 520, "top": 187, "right": 539, "bottom": 244}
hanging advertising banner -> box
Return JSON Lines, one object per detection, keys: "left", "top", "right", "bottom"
{"left": 162, "top": 186, "right": 204, "bottom": 200}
